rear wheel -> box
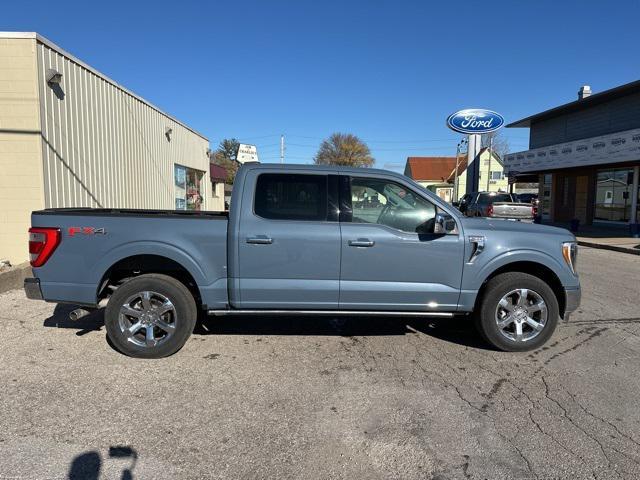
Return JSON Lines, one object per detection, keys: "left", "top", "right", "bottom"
{"left": 104, "top": 274, "right": 197, "bottom": 358}
{"left": 475, "top": 272, "right": 559, "bottom": 352}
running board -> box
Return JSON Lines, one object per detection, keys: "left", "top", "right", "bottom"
{"left": 208, "top": 309, "right": 455, "bottom": 317}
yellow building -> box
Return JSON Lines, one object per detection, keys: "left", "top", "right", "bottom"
{"left": 404, "top": 148, "right": 508, "bottom": 202}
{"left": 0, "top": 32, "right": 220, "bottom": 264}
{"left": 454, "top": 148, "right": 509, "bottom": 201}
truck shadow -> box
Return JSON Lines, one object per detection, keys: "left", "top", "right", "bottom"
{"left": 42, "top": 304, "right": 491, "bottom": 350}
{"left": 43, "top": 304, "right": 104, "bottom": 336}
{"left": 196, "top": 314, "right": 491, "bottom": 350}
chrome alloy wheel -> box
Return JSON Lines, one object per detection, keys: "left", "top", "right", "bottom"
{"left": 495, "top": 288, "right": 548, "bottom": 343}
{"left": 118, "top": 291, "right": 177, "bottom": 348}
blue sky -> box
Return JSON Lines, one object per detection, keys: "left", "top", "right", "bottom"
{"left": 3, "top": 0, "right": 640, "bottom": 171}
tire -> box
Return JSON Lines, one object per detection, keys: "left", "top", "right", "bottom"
{"left": 104, "top": 274, "right": 197, "bottom": 358}
{"left": 475, "top": 272, "right": 559, "bottom": 352}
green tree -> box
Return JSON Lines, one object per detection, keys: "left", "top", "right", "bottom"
{"left": 211, "top": 138, "right": 240, "bottom": 184}
{"left": 314, "top": 133, "right": 374, "bottom": 167}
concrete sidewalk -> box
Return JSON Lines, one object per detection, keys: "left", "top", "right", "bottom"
{"left": 0, "top": 262, "right": 31, "bottom": 294}
{"left": 576, "top": 235, "right": 640, "bottom": 255}
{"left": 549, "top": 222, "right": 640, "bottom": 255}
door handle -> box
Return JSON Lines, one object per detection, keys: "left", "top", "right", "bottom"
{"left": 348, "top": 238, "right": 375, "bottom": 247}
{"left": 246, "top": 235, "right": 273, "bottom": 245}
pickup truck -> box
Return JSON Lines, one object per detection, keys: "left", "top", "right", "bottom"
{"left": 24, "top": 163, "right": 580, "bottom": 358}
{"left": 458, "top": 192, "right": 534, "bottom": 220}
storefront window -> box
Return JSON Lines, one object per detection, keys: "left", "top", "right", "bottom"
{"left": 174, "top": 165, "right": 186, "bottom": 210}
{"left": 175, "top": 164, "right": 204, "bottom": 211}
{"left": 594, "top": 168, "right": 634, "bottom": 222}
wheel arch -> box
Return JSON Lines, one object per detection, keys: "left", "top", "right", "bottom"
{"left": 97, "top": 254, "right": 202, "bottom": 307}
{"left": 474, "top": 261, "right": 566, "bottom": 318}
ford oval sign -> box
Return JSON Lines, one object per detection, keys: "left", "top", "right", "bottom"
{"left": 446, "top": 109, "right": 504, "bottom": 134}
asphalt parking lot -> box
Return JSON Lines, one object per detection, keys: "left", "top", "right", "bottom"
{"left": 0, "top": 246, "right": 639, "bottom": 480}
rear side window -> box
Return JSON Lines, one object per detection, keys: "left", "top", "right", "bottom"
{"left": 254, "top": 173, "right": 328, "bottom": 221}
{"left": 478, "top": 193, "right": 513, "bottom": 204}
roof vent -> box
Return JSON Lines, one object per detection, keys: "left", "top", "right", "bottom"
{"left": 578, "top": 85, "right": 592, "bottom": 100}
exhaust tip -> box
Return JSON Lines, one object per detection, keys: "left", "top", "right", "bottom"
{"left": 69, "top": 308, "right": 90, "bottom": 321}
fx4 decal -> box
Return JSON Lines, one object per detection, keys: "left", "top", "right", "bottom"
{"left": 68, "top": 227, "right": 107, "bottom": 237}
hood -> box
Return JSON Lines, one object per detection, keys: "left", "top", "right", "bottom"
{"left": 460, "top": 217, "right": 575, "bottom": 239}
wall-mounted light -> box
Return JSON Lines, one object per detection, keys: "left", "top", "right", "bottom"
{"left": 46, "top": 69, "right": 63, "bottom": 85}
{"left": 165, "top": 127, "right": 173, "bottom": 141}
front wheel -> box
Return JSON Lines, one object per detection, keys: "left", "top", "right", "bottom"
{"left": 475, "top": 272, "right": 559, "bottom": 352}
{"left": 104, "top": 274, "right": 197, "bottom": 358}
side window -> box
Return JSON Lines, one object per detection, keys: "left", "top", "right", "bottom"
{"left": 254, "top": 174, "right": 327, "bottom": 221}
{"left": 350, "top": 177, "right": 436, "bottom": 233}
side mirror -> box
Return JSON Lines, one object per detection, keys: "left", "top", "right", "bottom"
{"left": 434, "top": 213, "right": 457, "bottom": 234}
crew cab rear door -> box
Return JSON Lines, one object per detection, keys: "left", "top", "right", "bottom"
{"left": 234, "top": 170, "right": 341, "bottom": 308}
{"left": 338, "top": 174, "right": 464, "bottom": 312}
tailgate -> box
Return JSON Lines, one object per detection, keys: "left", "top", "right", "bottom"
{"left": 490, "top": 203, "right": 533, "bottom": 219}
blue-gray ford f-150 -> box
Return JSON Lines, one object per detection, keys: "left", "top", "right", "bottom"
{"left": 24, "top": 163, "right": 581, "bottom": 358}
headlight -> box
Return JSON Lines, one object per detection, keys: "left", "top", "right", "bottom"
{"left": 562, "top": 242, "right": 578, "bottom": 275}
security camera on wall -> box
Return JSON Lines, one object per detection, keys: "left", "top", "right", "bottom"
{"left": 46, "top": 69, "right": 62, "bottom": 85}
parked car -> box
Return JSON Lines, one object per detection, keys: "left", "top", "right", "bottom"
{"left": 458, "top": 192, "right": 535, "bottom": 220}
{"left": 25, "top": 164, "right": 580, "bottom": 358}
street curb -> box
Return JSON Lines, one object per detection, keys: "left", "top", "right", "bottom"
{"left": 577, "top": 240, "right": 640, "bottom": 256}
{"left": 0, "top": 263, "right": 31, "bottom": 295}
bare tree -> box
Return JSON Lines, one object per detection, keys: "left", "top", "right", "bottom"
{"left": 480, "top": 131, "right": 510, "bottom": 160}
{"left": 314, "top": 133, "right": 374, "bottom": 167}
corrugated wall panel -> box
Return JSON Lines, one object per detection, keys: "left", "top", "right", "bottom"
{"left": 531, "top": 92, "right": 640, "bottom": 149}
{"left": 36, "top": 42, "right": 210, "bottom": 210}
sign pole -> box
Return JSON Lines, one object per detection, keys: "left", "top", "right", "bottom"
{"left": 466, "top": 134, "right": 481, "bottom": 194}
{"left": 487, "top": 135, "right": 493, "bottom": 191}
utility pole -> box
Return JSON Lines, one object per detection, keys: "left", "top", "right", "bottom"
{"left": 280, "top": 134, "right": 285, "bottom": 164}
{"left": 453, "top": 143, "right": 460, "bottom": 202}
{"left": 453, "top": 138, "right": 467, "bottom": 202}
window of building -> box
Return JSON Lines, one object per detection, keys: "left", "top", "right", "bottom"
{"left": 594, "top": 168, "right": 635, "bottom": 222}
{"left": 350, "top": 177, "right": 436, "bottom": 233}
{"left": 175, "top": 164, "right": 204, "bottom": 211}
{"left": 254, "top": 173, "right": 327, "bottom": 221}
{"left": 491, "top": 171, "right": 502, "bottom": 180}
{"left": 174, "top": 165, "right": 187, "bottom": 210}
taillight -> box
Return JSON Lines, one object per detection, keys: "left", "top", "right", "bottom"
{"left": 29, "top": 227, "right": 61, "bottom": 267}
{"left": 532, "top": 205, "right": 537, "bottom": 216}
{"left": 487, "top": 204, "right": 494, "bottom": 217}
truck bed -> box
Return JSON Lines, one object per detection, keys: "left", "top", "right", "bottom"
{"left": 33, "top": 208, "right": 229, "bottom": 219}
{"left": 30, "top": 208, "right": 229, "bottom": 309}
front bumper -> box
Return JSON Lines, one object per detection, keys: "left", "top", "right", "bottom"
{"left": 24, "top": 278, "right": 43, "bottom": 300}
{"left": 564, "top": 285, "right": 581, "bottom": 318}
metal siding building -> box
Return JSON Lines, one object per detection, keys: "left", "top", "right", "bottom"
{"left": 0, "top": 32, "right": 216, "bottom": 264}
{"left": 504, "top": 82, "right": 640, "bottom": 228}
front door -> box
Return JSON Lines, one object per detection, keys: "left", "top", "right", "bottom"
{"left": 554, "top": 174, "right": 577, "bottom": 222}
{"left": 236, "top": 171, "right": 341, "bottom": 309}
{"left": 339, "top": 175, "right": 464, "bottom": 311}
